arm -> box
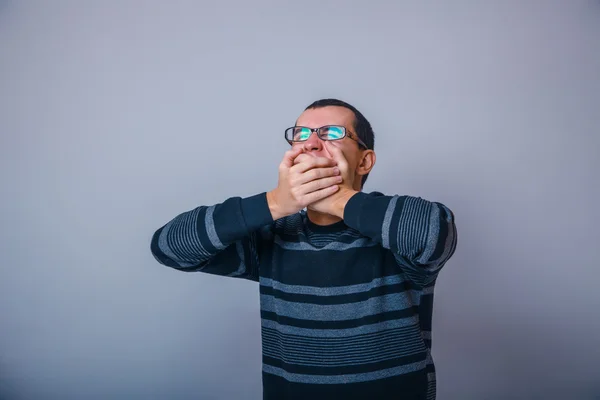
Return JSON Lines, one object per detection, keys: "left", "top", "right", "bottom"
{"left": 336, "top": 190, "right": 457, "bottom": 286}
{"left": 150, "top": 192, "right": 274, "bottom": 281}
{"left": 150, "top": 147, "right": 342, "bottom": 280}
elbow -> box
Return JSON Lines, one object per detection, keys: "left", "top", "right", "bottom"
{"left": 150, "top": 227, "right": 177, "bottom": 268}
{"left": 431, "top": 203, "right": 457, "bottom": 263}
{"left": 415, "top": 202, "right": 457, "bottom": 266}
{"left": 150, "top": 227, "right": 204, "bottom": 271}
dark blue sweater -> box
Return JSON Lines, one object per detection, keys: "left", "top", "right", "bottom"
{"left": 151, "top": 191, "right": 457, "bottom": 399}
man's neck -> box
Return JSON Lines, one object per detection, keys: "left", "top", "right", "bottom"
{"left": 306, "top": 208, "right": 343, "bottom": 226}
{"left": 305, "top": 187, "right": 361, "bottom": 226}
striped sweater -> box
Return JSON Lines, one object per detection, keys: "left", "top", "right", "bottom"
{"left": 150, "top": 191, "right": 457, "bottom": 400}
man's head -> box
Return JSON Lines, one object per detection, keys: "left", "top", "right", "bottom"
{"left": 289, "top": 99, "right": 376, "bottom": 190}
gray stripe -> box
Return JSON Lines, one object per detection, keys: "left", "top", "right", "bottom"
{"left": 262, "top": 343, "right": 425, "bottom": 367}
{"left": 274, "top": 236, "right": 377, "bottom": 251}
{"left": 227, "top": 263, "right": 245, "bottom": 277}
{"left": 262, "top": 331, "right": 426, "bottom": 364}
{"left": 438, "top": 204, "right": 457, "bottom": 265}
{"left": 177, "top": 208, "right": 210, "bottom": 261}
{"left": 259, "top": 275, "right": 406, "bottom": 296}
{"left": 426, "top": 352, "right": 433, "bottom": 365}
{"left": 398, "top": 197, "right": 430, "bottom": 258}
{"left": 427, "top": 383, "right": 436, "bottom": 400}
{"left": 417, "top": 203, "right": 439, "bottom": 264}
{"left": 263, "top": 360, "right": 427, "bottom": 384}
{"left": 262, "top": 324, "right": 422, "bottom": 349}
{"left": 261, "top": 315, "right": 420, "bottom": 338}
{"left": 427, "top": 371, "right": 436, "bottom": 400}
{"left": 393, "top": 258, "right": 433, "bottom": 287}
{"left": 420, "top": 204, "right": 457, "bottom": 272}
{"left": 227, "top": 241, "right": 247, "bottom": 277}
{"left": 205, "top": 205, "right": 225, "bottom": 250}
{"left": 260, "top": 292, "right": 421, "bottom": 321}
{"left": 263, "top": 340, "right": 424, "bottom": 361}
{"left": 158, "top": 220, "right": 198, "bottom": 268}
{"left": 381, "top": 196, "right": 398, "bottom": 249}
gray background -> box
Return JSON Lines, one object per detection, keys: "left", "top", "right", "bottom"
{"left": 1, "top": 1, "right": 599, "bottom": 399}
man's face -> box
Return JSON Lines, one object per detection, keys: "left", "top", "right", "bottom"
{"left": 293, "top": 106, "right": 365, "bottom": 180}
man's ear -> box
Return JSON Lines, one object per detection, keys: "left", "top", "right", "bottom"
{"left": 356, "top": 150, "right": 376, "bottom": 177}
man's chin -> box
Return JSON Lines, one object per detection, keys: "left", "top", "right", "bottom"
{"left": 307, "top": 204, "right": 318, "bottom": 213}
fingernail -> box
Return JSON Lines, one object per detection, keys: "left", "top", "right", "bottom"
{"left": 333, "top": 167, "right": 340, "bottom": 174}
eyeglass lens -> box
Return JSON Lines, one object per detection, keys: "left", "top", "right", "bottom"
{"left": 289, "top": 126, "right": 345, "bottom": 141}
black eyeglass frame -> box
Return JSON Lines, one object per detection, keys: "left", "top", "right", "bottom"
{"left": 284, "top": 125, "right": 368, "bottom": 149}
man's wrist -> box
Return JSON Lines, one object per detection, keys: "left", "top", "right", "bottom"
{"left": 266, "top": 190, "right": 285, "bottom": 221}
{"left": 332, "top": 188, "right": 359, "bottom": 219}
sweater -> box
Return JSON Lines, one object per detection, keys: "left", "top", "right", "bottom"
{"left": 150, "top": 191, "right": 457, "bottom": 400}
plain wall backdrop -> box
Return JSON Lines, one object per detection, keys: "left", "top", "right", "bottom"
{"left": 1, "top": 1, "right": 599, "bottom": 399}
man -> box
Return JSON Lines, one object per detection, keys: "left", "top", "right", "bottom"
{"left": 150, "top": 99, "right": 457, "bottom": 399}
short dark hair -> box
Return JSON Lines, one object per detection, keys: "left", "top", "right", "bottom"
{"left": 304, "top": 98, "right": 375, "bottom": 188}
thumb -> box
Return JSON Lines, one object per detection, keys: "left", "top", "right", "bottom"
{"left": 281, "top": 146, "right": 304, "bottom": 168}
{"left": 325, "top": 141, "right": 345, "bottom": 163}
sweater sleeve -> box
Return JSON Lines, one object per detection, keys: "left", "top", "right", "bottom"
{"left": 343, "top": 191, "right": 457, "bottom": 286}
{"left": 150, "top": 192, "right": 274, "bottom": 282}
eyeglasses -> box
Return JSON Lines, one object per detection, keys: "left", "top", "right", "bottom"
{"left": 284, "top": 125, "right": 368, "bottom": 149}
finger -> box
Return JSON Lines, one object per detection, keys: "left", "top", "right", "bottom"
{"left": 302, "top": 184, "right": 339, "bottom": 205}
{"left": 293, "top": 153, "right": 311, "bottom": 166}
{"left": 294, "top": 166, "right": 340, "bottom": 186}
{"left": 324, "top": 141, "right": 345, "bottom": 160}
{"left": 297, "top": 175, "right": 343, "bottom": 196}
{"left": 281, "top": 146, "right": 304, "bottom": 168}
{"left": 292, "top": 156, "right": 337, "bottom": 174}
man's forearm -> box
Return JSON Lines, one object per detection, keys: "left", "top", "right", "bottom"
{"left": 151, "top": 192, "right": 273, "bottom": 268}
{"left": 342, "top": 191, "right": 457, "bottom": 267}
{"left": 266, "top": 190, "right": 287, "bottom": 221}
{"left": 332, "top": 188, "right": 359, "bottom": 219}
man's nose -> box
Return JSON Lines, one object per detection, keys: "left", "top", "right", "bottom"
{"left": 302, "top": 131, "right": 324, "bottom": 152}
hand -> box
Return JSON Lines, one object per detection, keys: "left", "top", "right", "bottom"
{"left": 306, "top": 142, "right": 358, "bottom": 217}
{"left": 267, "top": 147, "right": 342, "bottom": 220}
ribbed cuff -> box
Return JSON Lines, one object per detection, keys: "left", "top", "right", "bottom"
{"left": 343, "top": 191, "right": 370, "bottom": 231}
{"left": 343, "top": 191, "right": 392, "bottom": 241}
{"left": 240, "top": 192, "right": 274, "bottom": 232}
